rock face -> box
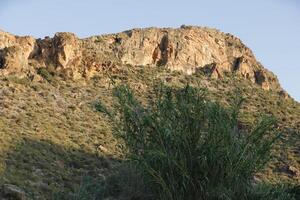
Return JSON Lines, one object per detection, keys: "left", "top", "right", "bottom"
{"left": 0, "top": 26, "right": 282, "bottom": 90}
{"left": 0, "top": 30, "right": 36, "bottom": 75}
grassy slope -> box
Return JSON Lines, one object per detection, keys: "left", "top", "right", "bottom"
{"left": 0, "top": 65, "right": 299, "bottom": 199}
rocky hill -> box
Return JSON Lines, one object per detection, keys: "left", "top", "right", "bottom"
{"left": 0, "top": 26, "right": 284, "bottom": 91}
{"left": 0, "top": 26, "right": 299, "bottom": 199}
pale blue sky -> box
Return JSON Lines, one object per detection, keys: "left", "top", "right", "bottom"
{"left": 0, "top": 0, "right": 299, "bottom": 101}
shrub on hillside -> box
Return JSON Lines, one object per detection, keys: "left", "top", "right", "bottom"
{"left": 37, "top": 67, "right": 56, "bottom": 83}
{"left": 108, "top": 84, "right": 289, "bottom": 200}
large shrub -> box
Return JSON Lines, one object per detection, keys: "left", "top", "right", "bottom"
{"left": 107, "top": 84, "right": 281, "bottom": 200}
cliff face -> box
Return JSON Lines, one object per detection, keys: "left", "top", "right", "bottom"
{"left": 0, "top": 26, "right": 281, "bottom": 91}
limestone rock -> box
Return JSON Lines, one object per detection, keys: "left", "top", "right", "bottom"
{"left": 79, "top": 26, "right": 282, "bottom": 91}
{"left": 0, "top": 31, "right": 35, "bottom": 75}
{"left": 233, "top": 57, "right": 255, "bottom": 83}
{"left": 0, "top": 30, "right": 17, "bottom": 49}
{"left": 0, "top": 45, "right": 29, "bottom": 76}
{"left": 53, "top": 32, "right": 81, "bottom": 67}
{"left": 33, "top": 32, "right": 83, "bottom": 79}
{"left": 0, "top": 26, "right": 284, "bottom": 91}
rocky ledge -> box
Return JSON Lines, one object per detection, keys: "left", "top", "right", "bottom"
{"left": 0, "top": 26, "right": 283, "bottom": 91}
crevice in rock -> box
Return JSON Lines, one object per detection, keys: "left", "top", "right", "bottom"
{"left": 233, "top": 57, "right": 243, "bottom": 71}
{"left": 0, "top": 57, "right": 4, "bottom": 69}
{"left": 0, "top": 49, "right": 5, "bottom": 69}
{"left": 114, "top": 36, "right": 122, "bottom": 44}
{"left": 28, "top": 40, "right": 40, "bottom": 60}
{"left": 174, "top": 42, "right": 179, "bottom": 59}
{"left": 201, "top": 63, "right": 217, "bottom": 75}
{"left": 255, "top": 70, "right": 266, "bottom": 85}
{"left": 157, "top": 35, "right": 169, "bottom": 66}
{"left": 152, "top": 45, "right": 159, "bottom": 64}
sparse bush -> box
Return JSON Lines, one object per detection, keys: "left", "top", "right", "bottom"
{"left": 37, "top": 67, "right": 54, "bottom": 83}
{"left": 53, "top": 176, "right": 100, "bottom": 200}
{"left": 6, "top": 76, "right": 31, "bottom": 86}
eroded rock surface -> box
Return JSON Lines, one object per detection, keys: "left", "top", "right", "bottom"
{"left": 0, "top": 26, "right": 282, "bottom": 91}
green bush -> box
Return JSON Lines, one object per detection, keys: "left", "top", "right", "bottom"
{"left": 108, "top": 84, "right": 283, "bottom": 200}
{"left": 37, "top": 67, "right": 54, "bottom": 83}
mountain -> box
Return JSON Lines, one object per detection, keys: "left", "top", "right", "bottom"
{"left": 0, "top": 26, "right": 299, "bottom": 199}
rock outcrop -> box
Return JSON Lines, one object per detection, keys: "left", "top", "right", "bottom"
{"left": 0, "top": 30, "right": 36, "bottom": 75}
{"left": 0, "top": 26, "right": 282, "bottom": 91}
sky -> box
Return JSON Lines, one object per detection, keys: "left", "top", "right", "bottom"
{"left": 0, "top": 0, "right": 299, "bottom": 101}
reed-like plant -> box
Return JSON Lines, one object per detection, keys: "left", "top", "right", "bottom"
{"left": 109, "top": 84, "right": 280, "bottom": 200}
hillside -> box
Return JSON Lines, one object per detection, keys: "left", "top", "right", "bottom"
{"left": 0, "top": 26, "right": 299, "bottom": 199}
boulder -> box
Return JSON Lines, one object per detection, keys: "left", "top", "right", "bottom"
{"left": 0, "top": 45, "right": 28, "bottom": 75}
{"left": 0, "top": 32, "right": 36, "bottom": 76}
{"left": 233, "top": 57, "right": 255, "bottom": 83}
{"left": 52, "top": 32, "right": 82, "bottom": 70}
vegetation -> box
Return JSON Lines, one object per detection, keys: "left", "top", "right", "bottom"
{"left": 5, "top": 75, "right": 31, "bottom": 86}
{"left": 85, "top": 84, "right": 295, "bottom": 200}
{"left": 37, "top": 67, "right": 53, "bottom": 82}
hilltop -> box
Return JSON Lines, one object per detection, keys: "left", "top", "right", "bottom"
{"left": 0, "top": 26, "right": 284, "bottom": 91}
